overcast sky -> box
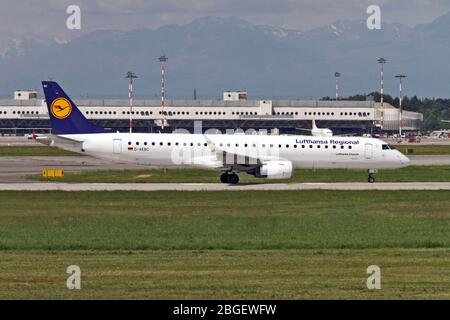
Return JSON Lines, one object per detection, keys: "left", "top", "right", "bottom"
{"left": 1, "top": 0, "right": 450, "bottom": 44}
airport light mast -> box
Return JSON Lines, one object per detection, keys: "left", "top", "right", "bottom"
{"left": 395, "top": 74, "right": 407, "bottom": 136}
{"left": 334, "top": 72, "right": 341, "bottom": 100}
{"left": 125, "top": 71, "right": 138, "bottom": 134}
{"left": 158, "top": 55, "right": 168, "bottom": 129}
{"left": 377, "top": 57, "right": 387, "bottom": 129}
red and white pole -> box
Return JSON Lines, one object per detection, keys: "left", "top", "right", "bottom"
{"left": 125, "top": 71, "right": 138, "bottom": 134}
{"left": 334, "top": 72, "right": 340, "bottom": 101}
{"left": 399, "top": 77, "right": 403, "bottom": 136}
{"left": 159, "top": 55, "right": 168, "bottom": 129}
{"left": 128, "top": 79, "right": 133, "bottom": 133}
{"left": 395, "top": 74, "right": 406, "bottom": 136}
{"left": 377, "top": 58, "right": 387, "bottom": 129}
{"left": 335, "top": 77, "right": 339, "bottom": 100}
{"left": 380, "top": 63, "right": 384, "bottom": 128}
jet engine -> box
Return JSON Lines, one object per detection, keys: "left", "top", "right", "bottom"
{"left": 256, "top": 161, "right": 293, "bottom": 179}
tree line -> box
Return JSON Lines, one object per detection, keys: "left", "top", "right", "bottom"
{"left": 322, "top": 92, "right": 450, "bottom": 132}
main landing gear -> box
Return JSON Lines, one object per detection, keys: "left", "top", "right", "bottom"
{"left": 367, "top": 169, "right": 377, "bottom": 183}
{"left": 220, "top": 172, "right": 239, "bottom": 185}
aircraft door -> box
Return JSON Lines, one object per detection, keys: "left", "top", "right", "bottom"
{"left": 364, "top": 143, "right": 373, "bottom": 159}
{"left": 113, "top": 139, "right": 122, "bottom": 154}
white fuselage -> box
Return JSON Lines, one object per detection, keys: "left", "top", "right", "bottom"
{"left": 54, "top": 133, "right": 410, "bottom": 171}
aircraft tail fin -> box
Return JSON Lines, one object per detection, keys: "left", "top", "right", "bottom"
{"left": 42, "top": 81, "right": 106, "bottom": 135}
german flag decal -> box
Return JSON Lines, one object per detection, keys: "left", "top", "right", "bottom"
{"left": 128, "top": 147, "right": 134, "bottom": 151}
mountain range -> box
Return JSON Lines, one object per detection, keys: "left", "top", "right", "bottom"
{"left": 1, "top": 14, "right": 450, "bottom": 99}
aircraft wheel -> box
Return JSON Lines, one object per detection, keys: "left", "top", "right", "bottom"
{"left": 227, "top": 173, "right": 239, "bottom": 185}
{"left": 220, "top": 173, "right": 228, "bottom": 184}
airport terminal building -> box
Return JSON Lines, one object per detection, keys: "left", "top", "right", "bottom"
{"left": 0, "top": 90, "right": 423, "bottom": 135}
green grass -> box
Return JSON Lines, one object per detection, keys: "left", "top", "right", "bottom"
{"left": 1, "top": 249, "right": 450, "bottom": 299}
{"left": 395, "top": 144, "right": 450, "bottom": 155}
{"left": 28, "top": 165, "right": 450, "bottom": 183}
{"left": 0, "top": 190, "right": 449, "bottom": 250}
{"left": 0, "top": 146, "right": 80, "bottom": 157}
{"left": 1, "top": 190, "right": 449, "bottom": 299}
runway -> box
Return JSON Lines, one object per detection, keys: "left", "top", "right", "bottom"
{"left": 0, "top": 182, "right": 450, "bottom": 191}
{"left": 1, "top": 154, "right": 449, "bottom": 183}
{"left": 0, "top": 156, "right": 145, "bottom": 183}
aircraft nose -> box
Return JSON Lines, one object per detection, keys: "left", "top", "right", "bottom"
{"left": 398, "top": 153, "right": 410, "bottom": 166}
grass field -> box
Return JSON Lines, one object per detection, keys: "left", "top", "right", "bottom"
{"left": 0, "top": 190, "right": 449, "bottom": 299}
{"left": 29, "top": 165, "right": 450, "bottom": 183}
{"left": 395, "top": 144, "right": 450, "bottom": 155}
{"left": 0, "top": 146, "right": 80, "bottom": 157}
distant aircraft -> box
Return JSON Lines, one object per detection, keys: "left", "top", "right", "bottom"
{"left": 296, "top": 120, "right": 333, "bottom": 137}
{"left": 442, "top": 120, "right": 450, "bottom": 123}
{"left": 39, "top": 81, "right": 410, "bottom": 184}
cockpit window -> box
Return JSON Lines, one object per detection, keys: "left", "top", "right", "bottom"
{"left": 382, "top": 144, "right": 396, "bottom": 150}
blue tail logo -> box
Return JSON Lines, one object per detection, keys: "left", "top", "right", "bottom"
{"left": 42, "top": 81, "right": 106, "bottom": 135}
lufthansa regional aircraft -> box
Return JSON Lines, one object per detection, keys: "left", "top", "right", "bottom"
{"left": 40, "top": 81, "right": 410, "bottom": 184}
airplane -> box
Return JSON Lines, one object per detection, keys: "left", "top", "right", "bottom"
{"left": 39, "top": 81, "right": 410, "bottom": 184}
{"left": 296, "top": 120, "right": 333, "bottom": 137}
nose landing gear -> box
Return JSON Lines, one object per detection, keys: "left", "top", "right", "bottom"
{"left": 367, "top": 169, "right": 378, "bottom": 183}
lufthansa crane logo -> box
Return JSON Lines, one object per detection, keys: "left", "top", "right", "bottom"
{"left": 51, "top": 98, "right": 72, "bottom": 119}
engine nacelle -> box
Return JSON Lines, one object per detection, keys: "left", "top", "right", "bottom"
{"left": 257, "top": 161, "right": 293, "bottom": 179}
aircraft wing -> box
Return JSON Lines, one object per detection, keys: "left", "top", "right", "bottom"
{"left": 36, "top": 134, "right": 84, "bottom": 153}
{"left": 203, "top": 134, "right": 265, "bottom": 169}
